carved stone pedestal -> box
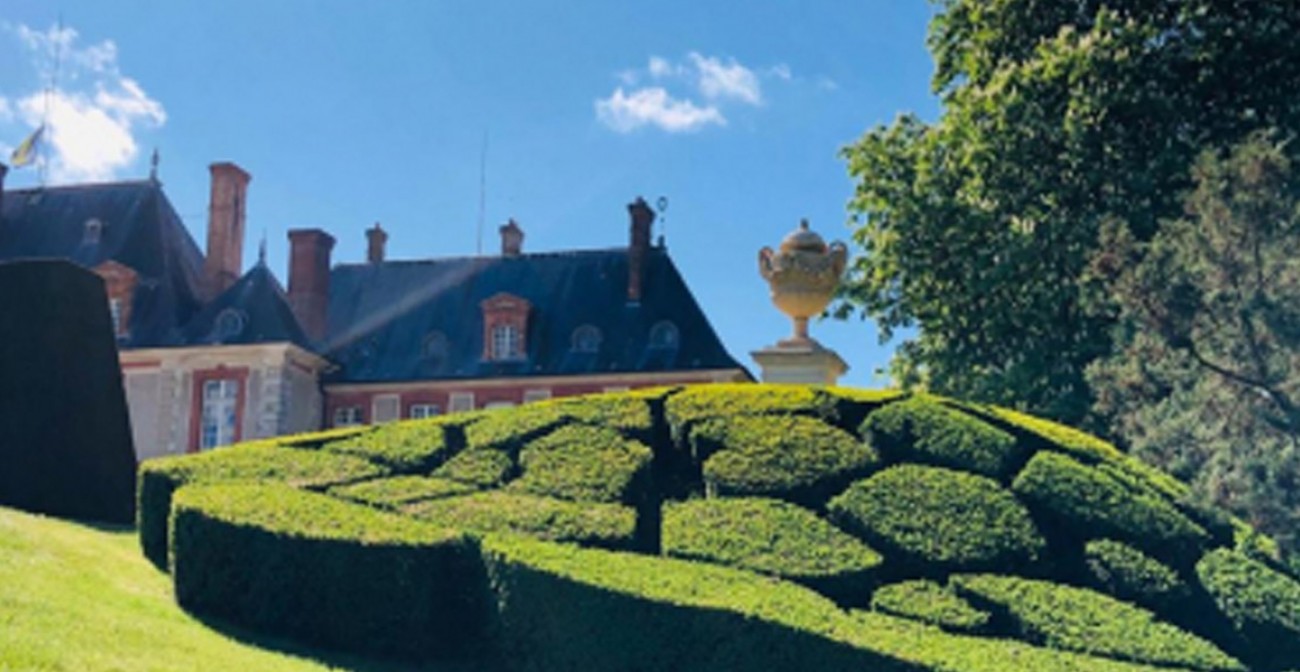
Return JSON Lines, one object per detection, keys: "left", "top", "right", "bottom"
{"left": 751, "top": 339, "right": 848, "bottom": 385}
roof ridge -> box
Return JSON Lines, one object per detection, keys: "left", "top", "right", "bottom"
{"left": 332, "top": 246, "right": 658, "bottom": 269}
{"left": 3, "top": 178, "right": 155, "bottom": 195}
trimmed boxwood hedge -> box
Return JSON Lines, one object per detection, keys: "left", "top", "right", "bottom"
{"left": 138, "top": 444, "right": 384, "bottom": 569}
{"left": 694, "top": 415, "right": 877, "bottom": 505}
{"left": 820, "top": 387, "right": 904, "bottom": 432}
{"left": 510, "top": 425, "right": 653, "bottom": 503}
{"left": 329, "top": 476, "right": 477, "bottom": 509}
{"left": 862, "top": 396, "right": 1022, "bottom": 478}
{"left": 1085, "top": 539, "right": 1188, "bottom": 611}
{"left": 1197, "top": 549, "right": 1300, "bottom": 670}
{"left": 275, "top": 425, "right": 372, "bottom": 449}
{"left": 170, "top": 484, "right": 489, "bottom": 661}
{"left": 546, "top": 393, "right": 655, "bottom": 443}
{"left": 951, "top": 574, "right": 1242, "bottom": 671}
{"left": 1012, "top": 451, "right": 1208, "bottom": 560}
{"left": 483, "top": 535, "right": 1179, "bottom": 672}
{"left": 870, "top": 580, "right": 990, "bottom": 633}
{"left": 404, "top": 491, "right": 637, "bottom": 549}
{"left": 662, "top": 497, "right": 882, "bottom": 602}
{"left": 463, "top": 405, "right": 571, "bottom": 452}
{"left": 320, "top": 416, "right": 460, "bottom": 473}
{"left": 829, "top": 465, "right": 1044, "bottom": 571}
{"left": 433, "top": 448, "right": 516, "bottom": 488}
{"left": 664, "top": 384, "right": 837, "bottom": 444}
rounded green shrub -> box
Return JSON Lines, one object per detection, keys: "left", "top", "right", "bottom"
{"left": 510, "top": 425, "right": 652, "bottom": 503}
{"left": 171, "top": 483, "right": 489, "bottom": 661}
{"left": 1085, "top": 539, "right": 1188, "bottom": 612}
{"left": 694, "top": 415, "right": 877, "bottom": 505}
{"left": 951, "top": 574, "right": 1242, "bottom": 671}
{"left": 1012, "top": 451, "right": 1208, "bottom": 560}
{"left": 829, "top": 464, "right": 1044, "bottom": 571}
{"left": 321, "top": 415, "right": 465, "bottom": 473}
{"left": 1197, "top": 549, "right": 1300, "bottom": 670}
{"left": 433, "top": 448, "right": 516, "bottom": 488}
{"left": 664, "top": 384, "right": 836, "bottom": 444}
{"left": 404, "top": 491, "right": 637, "bottom": 549}
{"left": 662, "top": 497, "right": 882, "bottom": 602}
{"left": 862, "top": 396, "right": 1022, "bottom": 478}
{"left": 870, "top": 580, "right": 990, "bottom": 633}
{"left": 329, "top": 476, "right": 477, "bottom": 509}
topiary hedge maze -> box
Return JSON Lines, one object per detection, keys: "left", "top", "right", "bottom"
{"left": 140, "top": 384, "right": 1300, "bottom": 671}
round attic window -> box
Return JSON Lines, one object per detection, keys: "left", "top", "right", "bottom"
{"left": 422, "top": 331, "right": 449, "bottom": 365}
{"left": 649, "top": 320, "right": 679, "bottom": 349}
{"left": 571, "top": 325, "right": 602, "bottom": 353}
{"left": 214, "top": 309, "right": 246, "bottom": 340}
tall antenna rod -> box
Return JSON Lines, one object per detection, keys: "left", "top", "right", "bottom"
{"left": 39, "top": 14, "right": 64, "bottom": 186}
{"left": 476, "top": 131, "right": 488, "bottom": 255}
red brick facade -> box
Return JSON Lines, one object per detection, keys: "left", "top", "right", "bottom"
{"left": 287, "top": 228, "right": 335, "bottom": 342}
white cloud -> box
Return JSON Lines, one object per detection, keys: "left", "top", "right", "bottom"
{"left": 647, "top": 56, "right": 676, "bottom": 79}
{"left": 769, "top": 64, "right": 793, "bottom": 81}
{"left": 0, "top": 97, "right": 11, "bottom": 122}
{"left": 595, "top": 87, "right": 725, "bottom": 133}
{"left": 817, "top": 76, "right": 839, "bottom": 91}
{"left": 688, "top": 52, "right": 762, "bottom": 105}
{"left": 5, "top": 23, "right": 165, "bottom": 183}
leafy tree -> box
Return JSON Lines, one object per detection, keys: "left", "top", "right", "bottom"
{"left": 1088, "top": 133, "right": 1300, "bottom": 554}
{"left": 838, "top": 1, "right": 1300, "bottom": 425}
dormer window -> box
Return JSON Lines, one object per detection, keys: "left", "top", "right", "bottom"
{"left": 572, "top": 324, "right": 602, "bottom": 353}
{"left": 214, "top": 309, "right": 246, "bottom": 340}
{"left": 649, "top": 320, "right": 679, "bottom": 349}
{"left": 481, "top": 292, "right": 531, "bottom": 361}
{"left": 83, "top": 218, "right": 104, "bottom": 245}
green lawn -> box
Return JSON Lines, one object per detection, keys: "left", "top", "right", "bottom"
{"left": 0, "top": 505, "right": 457, "bottom": 672}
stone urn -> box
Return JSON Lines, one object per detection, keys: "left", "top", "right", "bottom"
{"left": 758, "top": 219, "right": 848, "bottom": 346}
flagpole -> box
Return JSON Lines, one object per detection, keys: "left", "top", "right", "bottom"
{"left": 39, "top": 14, "right": 64, "bottom": 186}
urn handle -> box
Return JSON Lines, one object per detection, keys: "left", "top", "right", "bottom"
{"left": 758, "top": 246, "right": 776, "bottom": 281}
{"left": 828, "top": 241, "right": 848, "bottom": 278}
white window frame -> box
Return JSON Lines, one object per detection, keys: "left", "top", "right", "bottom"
{"left": 333, "top": 406, "right": 363, "bottom": 427}
{"left": 409, "top": 403, "right": 441, "bottom": 419}
{"left": 490, "top": 324, "right": 522, "bottom": 360}
{"left": 449, "top": 392, "right": 476, "bottom": 414}
{"left": 199, "top": 379, "right": 240, "bottom": 450}
{"left": 522, "top": 388, "right": 551, "bottom": 404}
{"left": 371, "top": 393, "right": 401, "bottom": 424}
{"left": 109, "top": 297, "right": 123, "bottom": 335}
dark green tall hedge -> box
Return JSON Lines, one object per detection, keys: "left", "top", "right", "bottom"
{"left": 829, "top": 465, "right": 1044, "bottom": 572}
{"left": 170, "top": 484, "right": 489, "bottom": 662}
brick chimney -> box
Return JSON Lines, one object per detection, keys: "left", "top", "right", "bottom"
{"left": 204, "top": 162, "right": 251, "bottom": 299}
{"left": 287, "top": 228, "right": 335, "bottom": 343}
{"left": 500, "top": 219, "right": 524, "bottom": 257}
{"left": 627, "top": 197, "right": 654, "bottom": 303}
{"left": 366, "top": 222, "right": 387, "bottom": 264}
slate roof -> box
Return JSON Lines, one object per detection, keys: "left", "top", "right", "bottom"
{"left": 323, "top": 247, "right": 744, "bottom": 383}
{"left": 0, "top": 180, "right": 206, "bottom": 347}
{"left": 180, "top": 261, "right": 310, "bottom": 348}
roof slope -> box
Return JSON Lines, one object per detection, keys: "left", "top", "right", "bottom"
{"left": 0, "top": 180, "right": 206, "bottom": 346}
{"left": 324, "top": 247, "right": 742, "bottom": 382}
{"left": 180, "top": 262, "right": 309, "bottom": 348}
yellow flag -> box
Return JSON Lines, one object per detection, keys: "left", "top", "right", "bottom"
{"left": 10, "top": 125, "right": 44, "bottom": 168}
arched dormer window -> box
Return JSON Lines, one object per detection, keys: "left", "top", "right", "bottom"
{"left": 214, "top": 308, "right": 246, "bottom": 341}
{"left": 422, "top": 331, "right": 449, "bottom": 363}
{"left": 480, "top": 292, "right": 531, "bottom": 361}
{"left": 649, "top": 320, "right": 679, "bottom": 349}
{"left": 83, "top": 218, "right": 104, "bottom": 246}
{"left": 571, "top": 324, "right": 602, "bottom": 353}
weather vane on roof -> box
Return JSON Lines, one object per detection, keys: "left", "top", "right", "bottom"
{"left": 149, "top": 148, "right": 160, "bottom": 183}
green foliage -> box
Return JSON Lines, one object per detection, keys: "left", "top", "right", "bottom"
{"left": 863, "top": 397, "right": 1021, "bottom": 478}
{"left": 321, "top": 416, "right": 456, "bottom": 473}
{"left": 665, "top": 384, "right": 836, "bottom": 442}
{"left": 870, "top": 580, "right": 989, "bottom": 634}
{"left": 1197, "top": 549, "right": 1300, "bottom": 670}
{"left": 137, "top": 444, "right": 383, "bottom": 569}
{"left": 329, "top": 476, "right": 477, "bottom": 509}
{"left": 1012, "top": 451, "right": 1208, "bottom": 559}
{"left": 463, "top": 404, "right": 570, "bottom": 452}
{"left": 951, "top": 574, "right": 1242, "bottom": 671}
{"left": 693, "top": 415, "right": 876, "bottom": 505}
{"left": 170, "top": 484, "right": 489, "bottom": 662}
{"left": 432, "top": 449, "right": 515, "bottom": 488}
{"left": 404, "top": 492, "right": 637, "bottom": 549}
{"left": 1089, "top": 133, "right": 1300, "bottom": 559}
{"left": 662, "top": 497, "right": 881, "bottom": 601}
{"left": 829, "top": 464, "right": 1043, "bottom": 571}
{"left": 274, "top": 425, "right": 372, "bottom": 449}
{"left": 820, "top": 387, "right": 905, "bottom": 432}
{"left": 509, "top": 425, "right": 652, "bottom": 503}
{"left": 1084, "top": 539, "right": 1188, "bottom": 612}
{"left": 545, "top": 393, "right": 655, "bottom": 442}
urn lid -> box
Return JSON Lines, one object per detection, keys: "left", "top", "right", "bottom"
{"left": 780, "top": 219, "right": 827, "bottom": 254}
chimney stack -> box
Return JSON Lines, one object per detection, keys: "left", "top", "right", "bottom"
{"left": 500, "top": 219, "right": 524, "bottom": 257}
{"left": 204, "top": 162, "right": 251, "bottom": 299}
{"left": 287, "top": 228, "right": 335, "bottom": 343}
{"left": 366, "top": 222, "right": 387, "bottom": 264}
{"left": 627, "top": 197, "right": 654, "bottom": 303}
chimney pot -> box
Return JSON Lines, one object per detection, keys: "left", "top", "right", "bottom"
{"left": 204, "top": 162, "right": 251, "bottom": 299}
{"left": 366, "top": 222, "right": 388, "bottom": 264}
{"left": 287, "top": 228, "right": 335, "bottom": 343}
{"left": 500, "top": 219, "right": 524, "bottom": 257}
{"left": 627, "top": 197, "right": 654, "bottom": 303}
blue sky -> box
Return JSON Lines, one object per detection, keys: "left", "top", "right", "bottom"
{"left": 0, "top": 2, "right": 939, "bottom": 387}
